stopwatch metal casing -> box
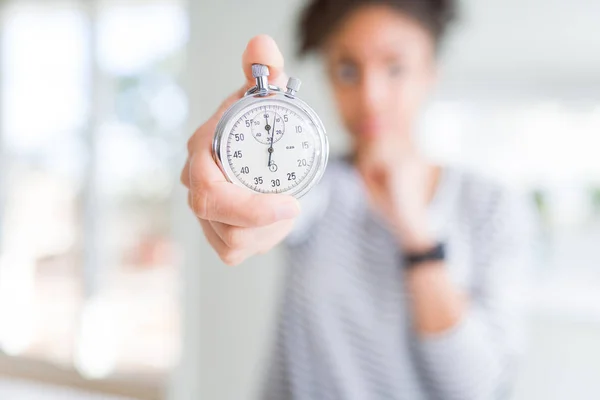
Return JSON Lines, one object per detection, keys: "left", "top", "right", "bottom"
{"left": 213, "top": 64, "right": 329, "bottom": 199}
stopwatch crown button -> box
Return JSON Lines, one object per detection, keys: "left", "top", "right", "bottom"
{"left": 286, "top": 77, "right": 302, "bottom": 93}
{"left": 252, "top": 64, "right": 270, "bottom": 78}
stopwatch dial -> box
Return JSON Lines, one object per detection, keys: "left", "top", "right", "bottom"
{"left": 249, "top": 110, "right": 286, "bottom": 145}
{"left": 226, "top": 103, "right": 318, "bottom": 195}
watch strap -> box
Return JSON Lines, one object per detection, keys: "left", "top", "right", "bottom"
{"left": 403, "top": 242, "right": 446, "bottom": 268}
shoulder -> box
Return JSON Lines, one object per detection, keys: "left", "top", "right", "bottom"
{"left": 452, "top": 167, "right": 505, "bottom": 207}
{"left": 287, "top": 155, "right": 361, "bottom": 245}
{"left": 318, "top": 155, "right": 366, "bottom": 203}
{"left": 321, "top": 155, "right": 358, "bottom": 184}
{"left": 447, "top": 166, "right": 536, "bottom": 241}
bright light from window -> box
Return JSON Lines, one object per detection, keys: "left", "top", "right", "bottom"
{"left": 1, "top": 4, "right": 89, "bottom": 152}
{"left": 97, "top": 121, "right": 172, "bottom": 198}
{"left": 97, "top": 1, "right": 188, "bottom": 76}
{"left": 423, "top": 100, "right": 600, "bottom": 186}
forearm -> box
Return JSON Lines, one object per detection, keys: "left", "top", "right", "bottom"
{"left": 405, "top": 261, "right": 467, "bottom": 335}
{"left": 405, "top": 260, "right": 506, "bottom": 400}
{"left": 400, "top": 234, "right": 505, "bottom": 399}
{"left": 395, "top": 221, "right": 466, "bottom": 335}
{"left": 402, "top": 240, "right": 512, "bottom": 400}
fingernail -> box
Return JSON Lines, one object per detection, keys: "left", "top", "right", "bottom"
{"left": 275, "top": 199, "right": 300, "bottom": 220}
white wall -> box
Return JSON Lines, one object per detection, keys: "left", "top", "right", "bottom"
{"left": 438, "top": 0, "right": 600, "bottom": 99}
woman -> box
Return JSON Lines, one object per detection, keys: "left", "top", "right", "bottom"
{"left": 181, "top": 0, "right": 533, "bottom": 399}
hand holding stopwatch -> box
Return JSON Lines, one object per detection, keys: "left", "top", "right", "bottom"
{"left": 182, "top": 36, "right": 318, "bottom": 266}
{"left": 213, "top": 64, "right": 329, "bottom": 198}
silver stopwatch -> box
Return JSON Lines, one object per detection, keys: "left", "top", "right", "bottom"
{"left": 213, "top": 64, "right": 329, "bottom": 198}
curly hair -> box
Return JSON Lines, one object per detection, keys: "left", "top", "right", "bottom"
{"left": 298, "top": 0, "right": 458, "bottom": 56}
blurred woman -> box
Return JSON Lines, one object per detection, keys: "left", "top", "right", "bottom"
{"left": 181, "top": 0, "right": 533, "bottom": 399}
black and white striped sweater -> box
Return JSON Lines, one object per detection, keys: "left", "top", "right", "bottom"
{"left": 262, "top": 157, "right": 534, "bottom": 400}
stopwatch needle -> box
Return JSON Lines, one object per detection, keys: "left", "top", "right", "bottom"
{"left": 268, "top": 143, "right": 273, "bottom": 167}
{"left": 264, "top": 114, "right": 272, "bottom": 166}
{"left": 268, "top": 114, "right": 276, "bottom": 167}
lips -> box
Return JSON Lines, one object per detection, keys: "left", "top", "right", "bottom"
{"left": 356, "top": 118, "right": 385, "bottom": 138}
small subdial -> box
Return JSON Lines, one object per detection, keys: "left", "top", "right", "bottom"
{"left": 268, "top": 160, "right": 278, "bottom": 172}
{"left": 251, "top": 111, "right": 286, "bottom": 145}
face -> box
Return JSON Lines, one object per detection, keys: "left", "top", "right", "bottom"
{"left": 323, "top": 5, "right": 437, "bottom": 150}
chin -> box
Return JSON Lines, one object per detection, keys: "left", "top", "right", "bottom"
{"left": 352, "top": 125, "right": 385, "bottom": 140}
{"left": 359, "top": 129, "right": 383, "bottom": 140}
{"left": 360, "top": 127, "right": 397, "bottom": 143}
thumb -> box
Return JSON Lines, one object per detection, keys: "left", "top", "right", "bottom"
{"left": 242, "top": 34, "right": 288, "bottom": 89}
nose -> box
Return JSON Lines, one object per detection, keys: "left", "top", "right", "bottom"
{"left": 357, "top": 69, "right": 387, "bottom": 117}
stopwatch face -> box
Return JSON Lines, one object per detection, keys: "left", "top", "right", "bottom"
{"left": 214, "top": 95, "right": 328, "bottom": 198}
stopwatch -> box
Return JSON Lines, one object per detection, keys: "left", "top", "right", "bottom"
{"left": 213, "top": 64, "right": 329, "bottom": 198}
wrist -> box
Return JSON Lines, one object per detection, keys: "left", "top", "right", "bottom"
{"left": 401, "top": 233, "right": 436, "bottom": 253}
{"left": 402, "top": 241, "right": 446, "bottom": 269}
{"left": 394, "top": 222, "right": 436, "bottom": 253}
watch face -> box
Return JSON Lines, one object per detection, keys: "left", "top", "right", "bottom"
{"left": 214, "top": 94, "right": 328, "bottom": 198}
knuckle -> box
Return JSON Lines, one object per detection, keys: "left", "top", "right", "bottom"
{"left": 180, "top": 162, "right": 190, "bottom": 187}
{"left": 219, "top": 249, "right": 243, "bottom": 266}
{"left": 186, "top": 136, "right": 195, "bottom": 155}
{"left": 188, "top": 155, "right": 207, "bottom": 187}
{"left": 189, "top": 169, "right": 205, "bottom": 189}
{"left": 223, "top": 226, "right": 247, "bottom": 249}
{"left": 190, "top": 187, "right": 211, "bottom": 219}
{"left": 186, "top": 126, "right": 202, "bottom": 154}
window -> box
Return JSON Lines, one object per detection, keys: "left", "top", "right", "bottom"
{"left": 0, "top": 0, "right": 188, "bottom": 385}
{"left": 422, "top": 99, "right": 600, "bottom": 313}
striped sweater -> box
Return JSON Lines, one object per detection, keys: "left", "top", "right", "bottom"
{"left": 262, "top": 157, "right": 534, "bottom": 400}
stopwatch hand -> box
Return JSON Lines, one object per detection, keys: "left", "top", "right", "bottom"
{"left": 268, "top": 143, "right": 273, "bottom": 167}
{"left": 268, "top": 114, "right": 276, "bottom": 166}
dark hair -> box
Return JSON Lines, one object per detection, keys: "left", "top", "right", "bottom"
{"left": 298, "top": 0, "right": 458, "bottom": 56}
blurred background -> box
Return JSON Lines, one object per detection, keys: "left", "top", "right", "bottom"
{"left": 0, "top": 0, "right": 599, "bottom": 399}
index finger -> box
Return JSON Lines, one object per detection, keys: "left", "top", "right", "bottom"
{"left": 188, "top": 180, "right": 300, "bottom": 227}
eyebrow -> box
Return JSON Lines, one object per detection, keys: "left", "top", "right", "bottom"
{"left": 330, "top": 51, "right": 407, "bottom": 67}
{"left": 328, "top": 41, "right": 408, "bottom": 64}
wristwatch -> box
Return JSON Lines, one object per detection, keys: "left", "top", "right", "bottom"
{"left": 402, "top": 242, "right": 446, "bottom": 268}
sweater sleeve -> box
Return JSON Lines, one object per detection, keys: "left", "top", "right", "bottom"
{"left": 415, "top": 182, "right": 536, "bottom": 400}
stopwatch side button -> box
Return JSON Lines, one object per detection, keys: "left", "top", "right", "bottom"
{"left": 286, "top": 77, "right": 301, "bottom": 96}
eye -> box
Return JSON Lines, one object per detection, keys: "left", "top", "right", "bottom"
{"left": 336, "top": 62, "right": 359, "bottom": 84}
{"left": 388, "top": 63, "right": 404, "bottom": 77}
